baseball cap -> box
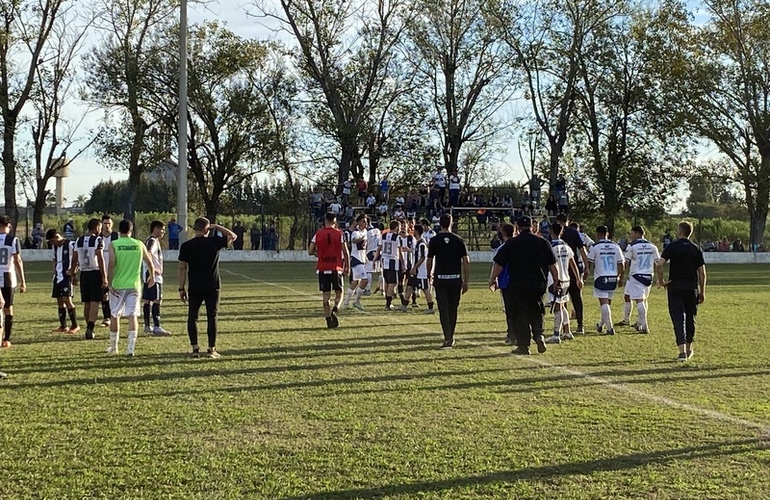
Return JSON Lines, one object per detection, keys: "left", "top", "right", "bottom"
{"left": 517, "top": 216, "right": 532, "bottom": 227}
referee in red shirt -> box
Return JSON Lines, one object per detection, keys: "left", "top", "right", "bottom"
{"left": 309, "top": 213, "right": 350, "bottom": 329}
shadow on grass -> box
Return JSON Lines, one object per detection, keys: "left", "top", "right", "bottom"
{"left": 278, "top": 439, "right": 762, "bottom": 500}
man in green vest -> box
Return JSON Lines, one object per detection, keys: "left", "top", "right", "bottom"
{"left": 107, "top": 219, "right": 156, "bottom": 356}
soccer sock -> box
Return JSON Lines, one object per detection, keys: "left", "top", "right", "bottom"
{"left": 344, "top": 288, "right": 354, "bottom": 304}
{"left": 623, "top": 302, "right": 632, "bottom": 322}
{"left": 355, "top": 288, "right": 365, "bottom": 302}
{"left": 152, "top": 303, "right": 161, "bottom": 327}
{"left": 401, "top": 297, "right": 409, "bottom": 306}
{"left": 143, "top": 303, "right": 151, "bottom": 327}
{"left": 427, "top": 301, "right": 434, "bottom": 310}
{"left": 411, "top": 292, "right": 418, "bottom": 304}
{"left": 553, "top": 309, "right": 562, "bottom": 334}
{"left": 127, "top": 331, "right": 137, "bottom": 354}
{"left": 109, "top": 331, "right": 118, "bottom": 350}
{"left": 366, "top": 274, "right": 373, "bottom": 290}
{"left": 67, "top": 308, "right": 77, "bottom": 327}
{"left": 602, "top": 304, "right": 612, "bottom": 328}
{"left": 3, "top": 315, "right": 12, "bottom": 341}
{"left": 101, "top": 300, "right": 110, "bottom": 320}
{"left": 87, "top": 321, "right": 95, "bottom": 331}
{"left": 386, "top": 296, "right": 393, "bottom": 307}
{"left": 637, "top": 302, "right": 648, "bottom": 328}
{"left": 58, "top": 307, "right": 67, "bottom": 328}
{"left": 397, "top": 283, "right": 404, "bottom": 300}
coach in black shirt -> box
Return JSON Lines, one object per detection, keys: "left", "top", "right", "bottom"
{"left": 490, "top": 216, "right": 558, "bottom": 355}
{"left": 656, "top": 220, "right": 706, "bottom": 362}
{"left": 556, "top": 213, "right": 589, "bottom": 334}
{"left": 427, "top": 214, "right": 470, "bottom": 348}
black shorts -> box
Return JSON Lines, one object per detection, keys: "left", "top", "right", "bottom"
{"left": 80, "top": 270, "right": 104, "bottom": 302}
{"left": 318, "top": 272, "right": 343, "bottom": 292}
{"left": 142, "top": 282, "right": 163, "bottom": 301}
{"left": 383, "top": 269, "right": 398, "bottom": 285}
{"left": 52, "top": 278, "right": 73, "bottom": 298}
{"left": 408, "top": 275, "right": 429, "bottom": 290}
{"left": 1, "top": 286, "right": 13, "bottom": 306}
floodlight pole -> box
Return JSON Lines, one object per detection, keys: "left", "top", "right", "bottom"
{"left": 176, "top": 0, "right": 189, "bottom": 242}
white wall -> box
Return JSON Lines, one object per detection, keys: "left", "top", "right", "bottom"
{"left": 20, "top": 249, "right": 770, "bottom": 264}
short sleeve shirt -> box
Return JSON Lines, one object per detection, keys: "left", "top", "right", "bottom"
{"left": 178, "top": 235, "right": 228, "bottom": 293}
{"left": 428, "top": 232, "right": 468, "bottom": 287}
{"left": 661, "top": 238, "right": 704, "bottom": 290}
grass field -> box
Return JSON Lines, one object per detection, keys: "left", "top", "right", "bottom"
{"left": 0, "top": 261, "right": 769, "bottom": 500}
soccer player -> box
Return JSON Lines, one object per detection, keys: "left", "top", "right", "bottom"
{"left": 377, "top": 220, "right": 402, "bottom": 310}
{"left": 142, "top": 220, "right": 171, "bottom": 335}
{"left": 178, "top": 218, "right": 237, "bottom": 358}
{"left": 404, "top": 224, "right": 435, "bottom": 314}
{"left": 106, "top": 219, "right": 156, "bottom": 356}
{"left": 363, "top": 219, "right": 381, "bottom": 295}
{"left": 342, "top": 215, "right": 368, "bottom": 310}
{"left": 0, "top": 215, "right": 27, "bottom": 348}
{"left": 46, "top": 229, "right": 79, "bottom": 334}
{"left": 397, "top": 222, "right": 417, "bottom": 311}
{"left": 586, "top": 226, "right": 625, "bottom": 335}
{"left": 656, "top": 221, "right": 706, "bottom": 361}
{"left": 70, "top": 218, "right": 106, "bottom": 340}
{"left": 545, "top": 223, "right": 582, "bottom": 344}
{"left": 308, "top": 212, "right": 350, "bottom": 328}
{"left": 557, "top": 214, "right": 589, "bottom": 334}
{"left": 99, "top": 214, "right": 119, "bottom": 327}
{"left": 619, "top": 225, "right": 660, "bottom": 333}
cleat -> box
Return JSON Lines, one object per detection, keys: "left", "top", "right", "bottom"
{"left": 106, "top": 346, "right": 118, "bottom": 355}
{"left": 511, "top": 346, "right": 531, "bottom": 355}
{"left": 615, "top": 319, "right": 629, "bottom": 326}
{"left": 398, "top": 304, "right": 408, "bottom": 312}
{"left": 596, "top": 322, "right": 603, "bottom": 333}
{"left": 411, "top": 303, "right": 420, "bottom": 308}
{"left": 101, "top": 319, "right": 111, "bottom": 327}
{"left": 686, "top": 349, "right": 694, "bottom": 360}
{"left": 207, "top": 348, "right": 221, "bottom": 359}
{"left": 126, "top": 352, "right": 135, "bottom": 357}
{"left": 607, "top": 329, "right": 616, "bottom": 336}
{"left": 504, "top": 336, "right": 514, "bottom": 345}
{"left": 576, "top": 326, "right": 585, "bottom": 335}
{"left": 84, "top": 328, "right": 94, "bottom": 341}
{"left": 535, "top": 338, "right": 547, "bottom": 354}
{"left": 545, "top": 334, "right": 561, "bottom": 344}
{"left": 384, "top": 305, "right": 394, "bottom": 311}
{"left": 362, "top": 290, "right": 372, "bottom": 296}
{"left": 152, "top": 327, "right": 172, "bottom": 337}
{"left": 330, "top": 309, "right": 339, "bottom": 328}
{"left": 67, "top": 326, "right": 81, "bottom": 335}
{"left": 636, "top": 325, "right": 649, "bottom": 334}
{"left": 676, "top": 352, "right": 687, "bottom": 362}
{"left": 562, "top": 332, "right": 574, "bottom": 340}
{"left": 440, "top": 339, "right": 455, "bottom": 349}
{"left": 52, "top": 326, "right": 69, "bottom": 333}
{"left": 631, "top": 322, "right": 639, "bottom": 329}
{"left": 352, "top": 302, "right": 364, "bottom": 311}
{"left": 191, "top": 348, "right": 201, "bottom": 358}
{"left": 0, "top": 340, "right": 11, "bottom": 348}
{"left": 143, "top": 325, "right": 153, "bottom": 334}
{"left": 423, "top": 308, "right": 435, "bottom": 315}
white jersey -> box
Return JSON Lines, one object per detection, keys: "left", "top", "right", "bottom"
{"left": 625, "top": 238, "right": 660, "bottom": 282}
{"left": 0, "top": 233, "right": 20, "bottom": 287}
{"left": 379, "top": 232, "right": 401, "bottom": 271}
{"left": 349, "top": 229, "right": 367, "bottom": 268}
{"left": 548, "top": 239, "right": 574, "bottom": 286}
{"left": 414, "top": 239, "right": 429, "bottom": 279}
{"left": 74, "top": 234, "right": 104, "bottom": 272}
{"left": 366, "top": 227, "right": 381, "bottom": 260}
{"left": 587, "top": 239, "right": 624, "bottom": 278}
{"left": 144, "top": 236, "right": 164, "bottom": 283}
{"left": 422, "top": 228, "right": 435, "bottom": 245}
{"left": 432, "top": 172, "right": 446, "bottom": 188}
{"left": 101, "top": 231, "right": 118, "bottom": 272}
{"left": 398, "top": 234, "right": 416, "bottom": 270}
{"left": 53, "top": 240, "right": 75, "bottom": 283}
{"left": 448, "top": 175, "right": 461, "bottom": 190}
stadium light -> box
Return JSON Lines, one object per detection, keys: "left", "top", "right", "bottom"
{"left": 177, "top": 0, "right": 188, "bottom": 242}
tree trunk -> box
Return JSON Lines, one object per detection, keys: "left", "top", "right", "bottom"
{"left": 33, "top": 177, "right": 49, "bottom": 225}
{"left": 3, "top": 112, "right": 20, "bottom": 225}
{"left": 548, "top": 140, "right": 562, "bottom": 192}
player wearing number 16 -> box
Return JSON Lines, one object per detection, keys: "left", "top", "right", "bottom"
{"left": 587, "top": 226, "right": 625, "bottom": 335}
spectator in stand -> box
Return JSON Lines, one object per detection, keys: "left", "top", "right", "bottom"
{"left": 539, "top": 216, "right": 551, "bottom": 241}
{"left": 379, "top": 177, "right": 390, "bottom": 203}
{"left": 558, "top": 191, "right": 569, "bottom": 214}
{"left": 520, "top": 190, "right": 531, "bottom": 209}
{"left": 341, "top": 178, "right": 352, "bottom": 206}
{"left": 732, "top": 238, "right": 745, "bottom": 252}
{"left": 717, "top": 236, "right": 729, "bottom": 252}
{"left": 473, "top": 191, "right": 485, "bottom": 207}
{"left": 356, "top": 178, "right": 367, "bottom": 204}
{"left": 366, "top": 193, "right": 377, "bottom": 214}
{"left": 232, "top": 221, "right": 245, "bottom": 250}
{"left": 167, "top": 218, "right": 183, "bottom": 250}
{"left": 393, "top": 205, "right": 406, "bottom": 220}
{"left": 530, "top": 175, "right": 543, "bottom": 205}
{"left": 250, "top": 224, "right": 261, "bottom": 250}
{"left": 395, "top": 194, "right": 405, "bottom": 207}
{"left": 554, "top": 175, "right": 567, "bottom": 195}
{"left": 430, "top": 196, "right": 443, "bottom": 213}
{"left": 490, "top": 193, "right": 499, "bottom": 207}
{"left": 432, "top": 167, "right": 447, "bottom": 204}
{"left": 448, "top": 171, "right": 461, "bottom": 207}
{"left": 501, "top": 194, "right": 513, "bottom": 208}
{"left": 63, "top": 218, "right": 76, "bottom": 239}
{"left": 662, "top": 229, "right": 674, "bottom": 250}
{"left": 545, "top": 194, "right": 558, "bottom": 216}
{"left": 419, "top": 185, "right": 430, "bottom": 208}
{"left": 408, "top": 190, "right": 420, "bottom": 211}
{"left": 329, "top": 199, "right": 342, "bottom": 215}
{"left": 377, "top": 201, "right": 389, "bottom": 219}
{"left": 32, "top": 223, "right": 45, "bottom": 249}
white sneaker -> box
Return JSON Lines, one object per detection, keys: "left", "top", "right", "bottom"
{"left": 143, "top": 325, "right": 153, "bottom": 334}
{"left": 152, "top": 326, "right": 172, "bottom": 336}
{"left": 545, "top": 334, "right": 561, "bottom": 344}
{"left": 562, "top": 332, "right": 574, "bottom": 340}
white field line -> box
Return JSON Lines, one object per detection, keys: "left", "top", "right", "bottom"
{"left": 224, "top": 269, "right": 770, "bottom": 436}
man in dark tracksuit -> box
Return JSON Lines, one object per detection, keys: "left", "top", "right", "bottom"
{"left": 656, "top": 220, "right": 706, "bottom": 362}
{"left": 427, "top": 214, "right": 470, "bottom": 349}
{"left": 556, "top": 213, "right": 589, "bottom": 334}
{"left": 490, "top": 216, "right": 559, "bottom": 355}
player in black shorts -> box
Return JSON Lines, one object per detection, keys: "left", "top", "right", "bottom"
{"left": 47, "top": 229, "right": 80, "bottom": 333}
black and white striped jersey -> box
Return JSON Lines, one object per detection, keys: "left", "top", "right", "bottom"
{"left": 74, "top": 234, "right": 104, "bottom": 272}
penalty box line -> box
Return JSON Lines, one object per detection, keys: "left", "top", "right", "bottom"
{"left": 223, "top": 268, "right": 770, "bottom": 436}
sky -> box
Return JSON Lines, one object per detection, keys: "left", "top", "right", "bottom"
{"left": 37, "top": 0, "right": 710, "bottom": 209}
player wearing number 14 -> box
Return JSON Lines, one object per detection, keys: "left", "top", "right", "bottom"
{"left": 620, "top": 226, "right": 660, "bottom": 333}
{"left": 587, "top": 226, "right": 625, "bottom": 335}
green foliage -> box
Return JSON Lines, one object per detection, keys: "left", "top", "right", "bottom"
{"left": 83, "top": 179, "right": 176, "bottom": 215}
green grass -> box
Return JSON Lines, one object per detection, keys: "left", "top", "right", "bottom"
{"left": 1, "top": 262, "right": 769, "bottom": 500}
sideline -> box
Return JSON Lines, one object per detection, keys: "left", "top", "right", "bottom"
{"left": 223, "top": 269, "right": 770, "bottom": 436}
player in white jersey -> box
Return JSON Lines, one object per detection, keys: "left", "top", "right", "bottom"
{"left": 419, "top": 218, "right": 435, "bottom": 244}
{"left": 586, "top": 226, "right": 625, "bottom": 335}
{"left": 142, "top": 220, "right": 172, "bottom": 335}
{"left": 343, "top": 215, "right": 369, "bottom": 310}
{"left": 403, "top": 224, "right": 435, "bottom": 313}
{"left": 376, "top": 220, "right": 402, "bottom": 310}
{"left": 397, "top": 223, "right": 417, "bottom": 311}
{"left": 46, "top": 228, "right": 80, "bottom": 334}
{"left": 545, "top": 223, "right": 582, "bottom": 344}
{"left": 364, "top": 220, "right": 381, "bottom": 295}
{"left": 619, "top": 225, "right": 661, "bottom": 333}
{"left": 0, "top": 215, "right": 27, "bottom": 348}
{"left": 70, "top": 218, "right": 106, "bottom": 340}
{"left": 99, "top": 214, "right": 119, "bottom": 327}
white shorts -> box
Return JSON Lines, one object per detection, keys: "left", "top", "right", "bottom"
{"left": 365, "top": 257, "right": 381, "bottom": 273}
{"left": 548, "top": 280, "right": 571, "bottom": 304}
{"left": 351, "top": 264, "right": 368, "bottom": 281}
{"left": 593, "top": 288, "right": 616, "bottom": 300}
{"left": 109, "top": 289, "right": 141, "bottom": 318}
{"left": 624, "top": 276, "right": 651, "bottom": 300}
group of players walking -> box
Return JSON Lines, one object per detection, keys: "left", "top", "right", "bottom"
{"left": 312, "top": 211, "right": 707, "bottom": 361}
